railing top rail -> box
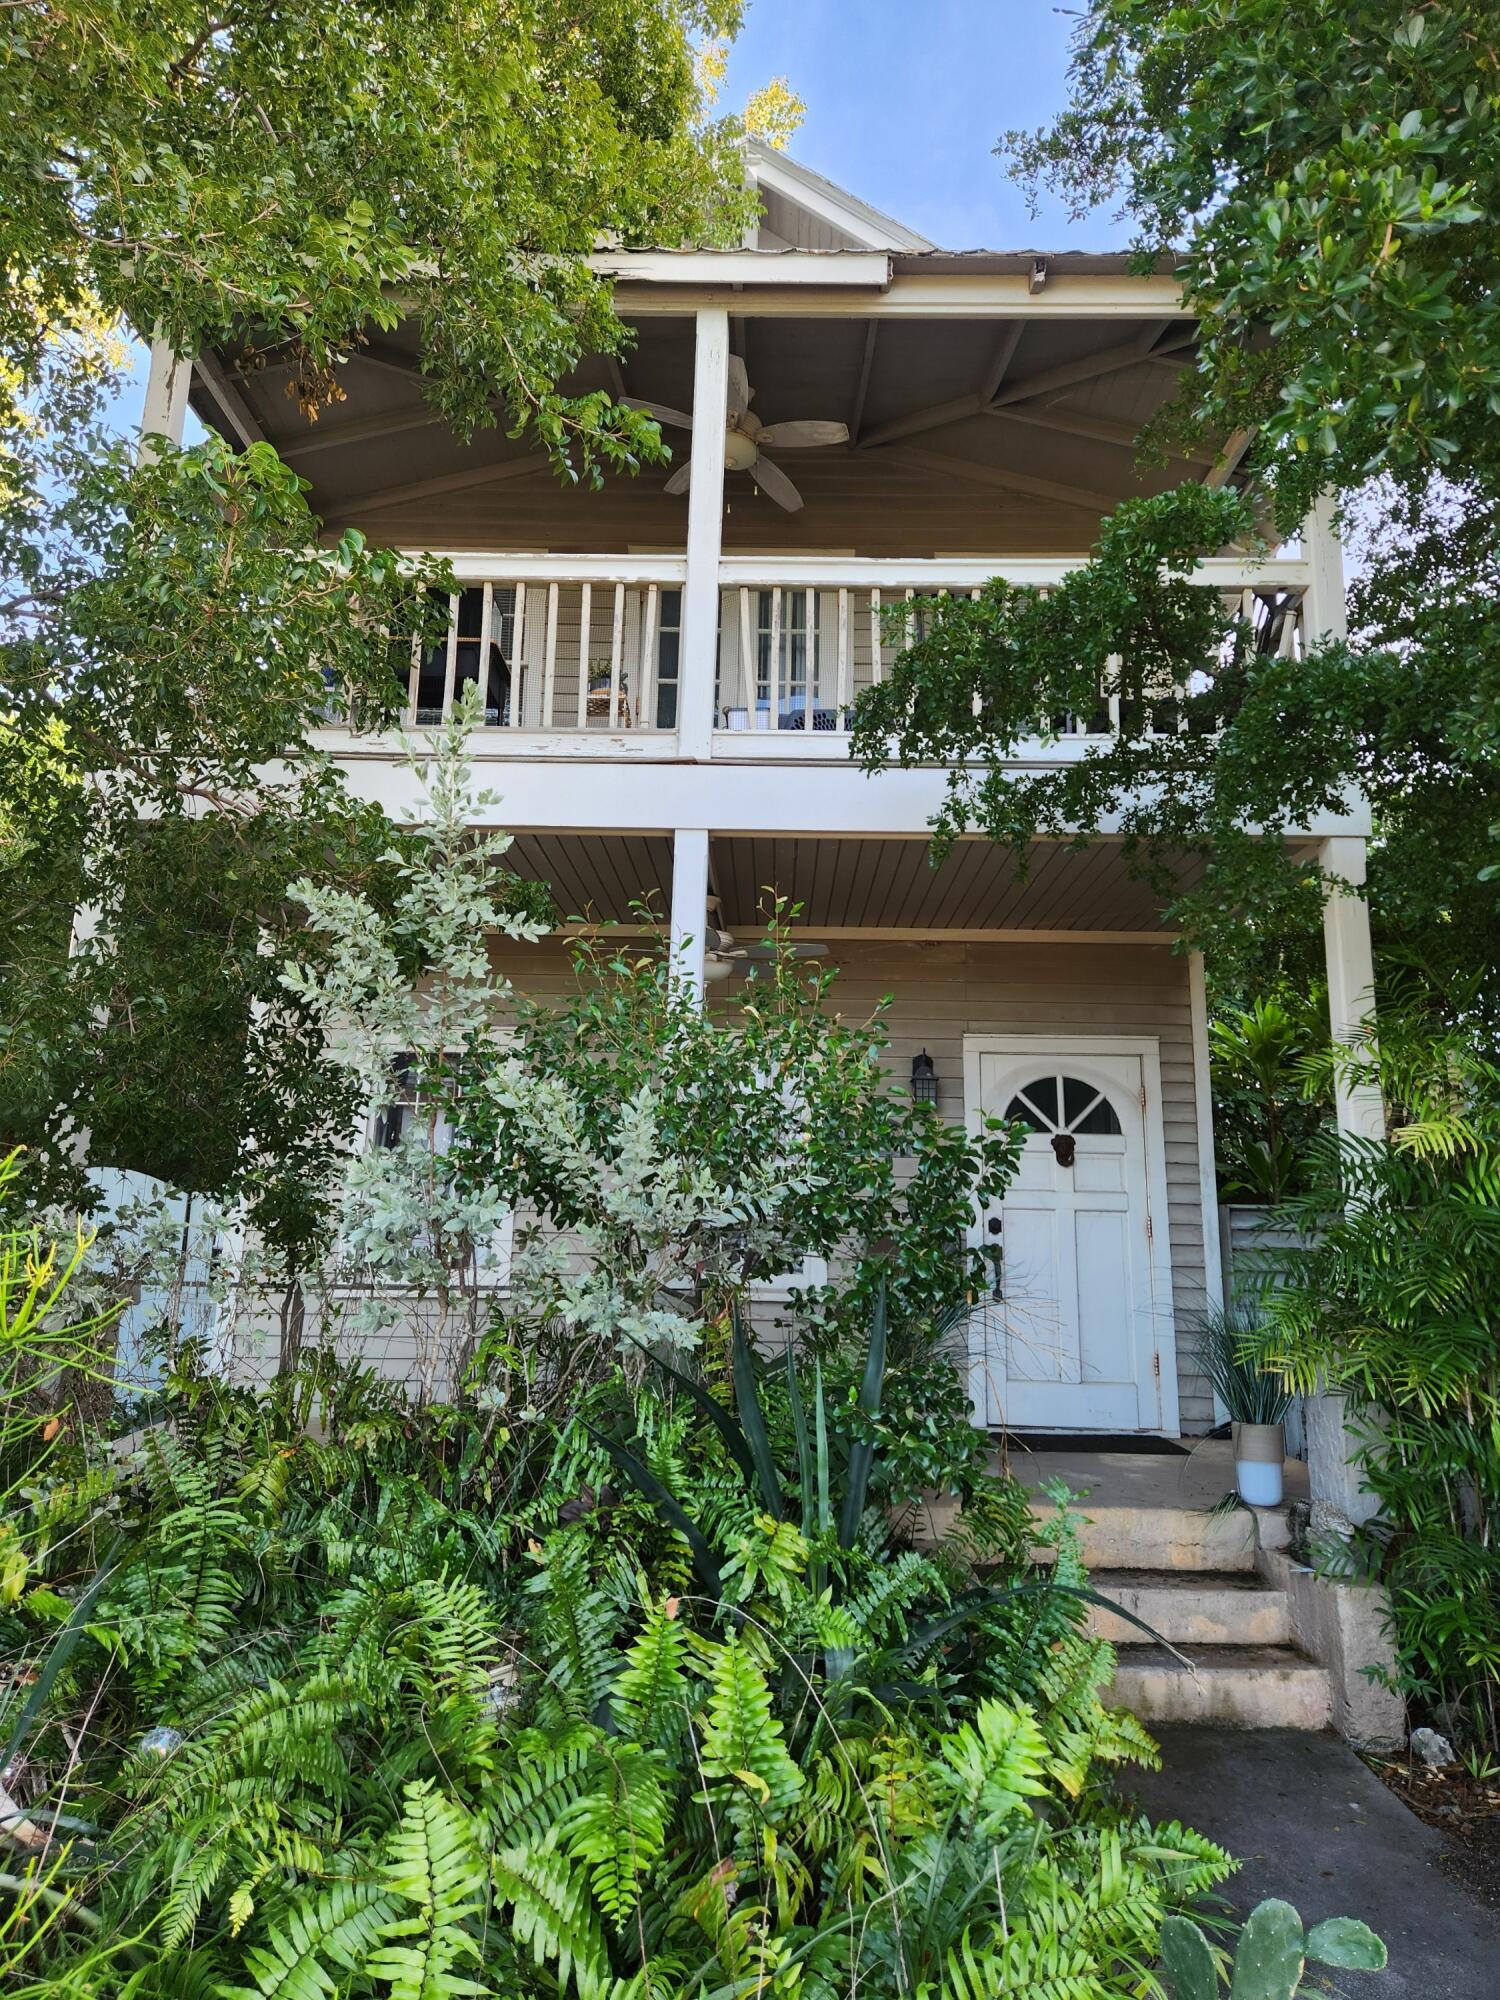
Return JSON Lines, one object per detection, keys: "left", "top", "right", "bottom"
{"left": 716, "top": 553, "right": 1312, "bottom": 590}
{"left": 410, "top": 551, "right": 688, "bottom": 586}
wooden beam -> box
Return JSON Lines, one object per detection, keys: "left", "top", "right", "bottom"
{"left": 858, "top": 391, "right": 985, "bottom": 450}
{"left": 193, "top": 350, "right": 265, "bottom": 448}
{"left": 282, "top": 406, "right": 439, "bottom": 459}
{"left": 323, "top": 453, "right": 549, "bottom": 521}
{"left": 987, "top": 402, "right": 1216, "bottom": 465}
{"left": 848, "top": 321, "right": 878, "bottom": 444}
{"left": 1205, "top": 427, "right": 1255, "bottom": 490}
{"left": 888, "top": 444, "right": 1120, "bottom": 516}
{"left": 980, "top": 321, "right": 1025, "bottom": 402}
{"left": 989, "top": 324, "right": 1192, "bottom": 409}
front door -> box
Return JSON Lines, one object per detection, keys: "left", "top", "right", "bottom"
{"left": 964, "top": 1037, "right": 1172, "bottom": 1432}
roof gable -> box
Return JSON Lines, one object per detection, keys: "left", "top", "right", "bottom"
{"left": 744, "top": 140, "right": 935, "bottom": 253}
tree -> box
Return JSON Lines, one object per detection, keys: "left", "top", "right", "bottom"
{"left": 457, "top": 908, "right": 1022, "bottom": 1369}
{"left": 1002, "top": 2, "right": 1500, "bottom": 522}
{"left": 0, "top": 0, "right": 762, "bottom": 1241}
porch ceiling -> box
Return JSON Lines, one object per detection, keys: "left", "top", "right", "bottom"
{"left": 500, "top": 832, "right": 1200, "bottom": 939}
{"left": 191, "top": 310, "right": 1220, "bottom": 556}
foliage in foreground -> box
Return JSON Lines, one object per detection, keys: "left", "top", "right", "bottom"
{"left": 1255, "top": 1007, "right": 1500, "bottom": 1750}
{"left": 0, "top": 1214, "right": 1239, "bottom": 1998}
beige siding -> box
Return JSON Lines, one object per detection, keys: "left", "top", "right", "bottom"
{"left": 487, "top": 933, "right": 1216, "bottom": 1433}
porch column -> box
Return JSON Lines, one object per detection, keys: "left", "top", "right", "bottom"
{"left": 678, "top": 308, "right": 729, "bottom": 760}
{"left": 668, "top": 826, "right": 710, "bottom": 1004}
{"left": 138, "top": 335, "right": 191, "bottom": 464}
{"left": 1310, "top": 837, "right": 1385, "bottom": 1535}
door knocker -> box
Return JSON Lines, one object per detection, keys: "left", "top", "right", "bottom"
{"left": 1050, "top": 1133, "right": 1077, "bottom": 1169}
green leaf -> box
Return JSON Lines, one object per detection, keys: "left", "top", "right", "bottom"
{"left": 1230, "top": 1899, "right": 1305, "bottom": 2000}
{"left": 1304, "top": 1916, "right": 1386, "bottom": 1970}
{"left": 1160, "top": 1914, "right": 1218, "bottom": 2000}
{"left": 730, "top": 1303, "right": 785, "bottom": 1519}
{"left": 838, "top": 1279, "right": 887, "bottom": 1548}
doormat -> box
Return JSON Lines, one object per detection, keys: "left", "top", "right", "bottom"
{"left": 1000, "top": 1433, "right": 1190, "bottom": 1457}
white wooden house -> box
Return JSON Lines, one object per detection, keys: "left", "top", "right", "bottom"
{"left": 149, "top": 143, "right": 1381, "bottom": 1442}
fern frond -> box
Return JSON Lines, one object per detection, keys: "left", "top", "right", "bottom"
{"left": 366, "top": 1780, "right": 488, "bottom": 2000}
{"left": 492, "top": 1842, "right": 609, "bottom": 2000}
{"left": 558, "top": 1746, "right": 668, "bottom": 1928}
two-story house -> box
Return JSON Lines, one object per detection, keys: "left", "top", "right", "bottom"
{"left": 148, "top": 142, "right": 1379, "bottom": 1445}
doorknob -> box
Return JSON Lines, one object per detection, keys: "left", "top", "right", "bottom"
{"left": 1051, "top": 1133, "right": 1077, "bottom": 1168}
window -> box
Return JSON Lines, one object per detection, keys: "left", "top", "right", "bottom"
{"left": 408, "top": 587, "right": 519, "bottom": 725}
{"left": 655, "top": 587, "right": 682, "bottom": 729}
{"left": 1003, "top": 1074, "right": 1123, "bottom": 1138}
{"left": 756, "top": 588, "right": 822, "bottom": 711}
{"left": 367, "top": 1054, "right": 513, "bottom": 1281}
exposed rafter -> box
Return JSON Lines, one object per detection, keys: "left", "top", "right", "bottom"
{"left": 323, "top": 452, "right": 548, "bottom": 523}
{"left": 282, "top": 406, "right": 439, "bottom": 459}
{"left": 857, "top": 391, "right": 984, "bottom": 451}
{"left": 1205, "top": 427, "right": 1256, "bottom": 490}
{"left": 989, "top": 324, "right": 1191, "bottom": 409}
{"left": 848, "top": 321, "right": 879, "bottom": 444}
{"left": 979, "top": 321, "right": 1025, "bottom": 403}
{"left": 888, "top": 444, "right": 1121, "bottom": 516}
{"left": 988, "top": 402, "right": 1216, "bottom": 466}
{"left": 193, "top": 351, "right": 265, "bottom": 449}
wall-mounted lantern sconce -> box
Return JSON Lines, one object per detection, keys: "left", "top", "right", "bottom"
{"left": 910, "top": 1049, "right": 939, "bottom": 1106}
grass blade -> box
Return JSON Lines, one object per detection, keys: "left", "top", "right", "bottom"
{"left": 784, "top": 1344, "right": 812, "bottom": 1537}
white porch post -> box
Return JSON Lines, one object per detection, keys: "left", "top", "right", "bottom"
{"left": 1309, "top": 829, "right": 1386, "bottom": 1535}
{"left": 669, "top": 826, "right": 710, "bottom": 1004}
{"left": 138, "top": 335, "right": 191, "bottom": 464}
{"left": 1301, "top": 493, "right": 1348, "bottom": 646}
{"left": 678, "top": 308, "right": 729, "bottom": 760}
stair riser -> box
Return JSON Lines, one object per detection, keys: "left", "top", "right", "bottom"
{"left": 1030, "top": 1504, "right": 1259, "bottom": 1573}
{"left": 1088, "top": 1589, "right": 1292, "bottom": 1648}
{"left": 1107, "top": 1663, "right": 1331, "bottom": 1731}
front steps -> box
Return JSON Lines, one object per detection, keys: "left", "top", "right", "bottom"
{"left": 917, "top": 1450, "right": 1334, "bottom": 1730}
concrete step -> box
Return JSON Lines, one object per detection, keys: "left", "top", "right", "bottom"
{"left": 1029, "top": 1497, "right": 1260, "bottom": 1573}
{"left": 1087, "top": 1569, "right": 1293, "bottom": 1648}
{"left": 913, "top": 1494, "right": 1260, "bottom": 1572}
{"left": 1107, "top": 1644, "right": 1332, "bottom": 1731}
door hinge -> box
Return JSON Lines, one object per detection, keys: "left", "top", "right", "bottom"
{"left": 1139, "top": 1083, "right": 1147, "bottom": 1110}
{"left": 1145, "top": 1210, "right": 1154, "bottom": 1243}
{"left": 1153, "top": 1351, "right": 1161, "bottom": 1377}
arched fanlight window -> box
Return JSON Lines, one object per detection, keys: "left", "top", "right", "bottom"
{"left": 1003, "top": 1074, "right": 1122, "bottom": 1137}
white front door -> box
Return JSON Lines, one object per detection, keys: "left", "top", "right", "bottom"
{"left": 964, "top": 1037, "right": 1174, "bottom": 1433}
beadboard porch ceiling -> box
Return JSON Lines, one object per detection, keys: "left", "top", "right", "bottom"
{"left": 503, "top": 832, "right": 1217, "bottom": 938}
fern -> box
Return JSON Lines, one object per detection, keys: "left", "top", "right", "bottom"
{"left": 934, "top": 1699, "right": 1049, "bottom": 1834}
{"left": 697, "top": 1635, "right": 804, "bottom": 1847}
{"left": 366, "top": 1780, "right": 488, "bottom": 2000}
{"left": 492, "top": 1842, "right": 610, "bottom": 2000}
{"left": 609, "top": 1597, "right": 690, "bottom": 1752}
{"left": 224, "top": 1878, "right": 402, "bottom": 2000}
{"left": 558, "top": 1746, "right": 668, "bottom": 1927}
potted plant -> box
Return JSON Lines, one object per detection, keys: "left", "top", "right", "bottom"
{"left": 1197, "top": 1303, "right": 1293, "bottom": 1506}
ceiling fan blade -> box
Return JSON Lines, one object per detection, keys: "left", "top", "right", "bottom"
{"left": 726, "top": 354, "right": 751, "bottom": 424}
{"left": 663, "top": 457, "right": 693, "bottom": 496}
{"left": 753, "top": 420, "right": 850, "bottom": 449}
{"left": 747, "top": 454, "right": 803, "bottom": 513}
{"left": 622, "top": 397, "right": 695, "bottom": 429}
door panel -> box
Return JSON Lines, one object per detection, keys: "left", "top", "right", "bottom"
{"left": 968, "top": 1044, "right": 1162, "bottom": 1432}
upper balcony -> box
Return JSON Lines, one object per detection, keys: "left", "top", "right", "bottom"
{"left": 188, "top": 214, "right": 1353, "bottom": 837}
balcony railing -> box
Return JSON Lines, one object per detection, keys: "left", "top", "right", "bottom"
{"left": 402, "top": 557, "right": 687, "bottom": 735}
{"left": 390, "top": 552, "right": 1310, "bottom": 747}
{"left": 711, "top": 556, "right": 1308, "bottom": 742}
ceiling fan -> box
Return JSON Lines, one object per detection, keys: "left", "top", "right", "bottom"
{"left": 703, "top": 895, "right": 830, "bottom": 982}
{"left": 626, "top": 356, "right": 848, "bottom": 514}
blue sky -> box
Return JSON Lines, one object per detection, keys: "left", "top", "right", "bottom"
{"left": 722, "top": 0, "right": 1123, "bottom": 251}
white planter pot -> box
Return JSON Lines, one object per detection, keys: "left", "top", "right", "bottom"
{"left": 1233, "top": 1421, "right": 1286, "bottom": 1507}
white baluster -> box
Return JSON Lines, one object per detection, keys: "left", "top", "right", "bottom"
{"left": 508, "top": 579, "right": 527, "bottom": 728}
{"left": 639, "top": 584, "right": 659, "bottom": 732}
{"left": 837, "top": 587, "right": 851, "bottom": 730}
{"left": 769, "top": 586, "right": 782, "bottom": 731}
{"left": 870, "top": 588, "right": 883, "bottom": 686}
{"left": 575, "top": 581, "right": 592, "bottom": 727}
{"left": 608, "top": 581, "right": 625, "bottom": 728}
{"left": 541, "top": 581, "right": 560, "bottom": 729}
{"left": 441, "top": 592, "right": 459, "bottom": 721}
